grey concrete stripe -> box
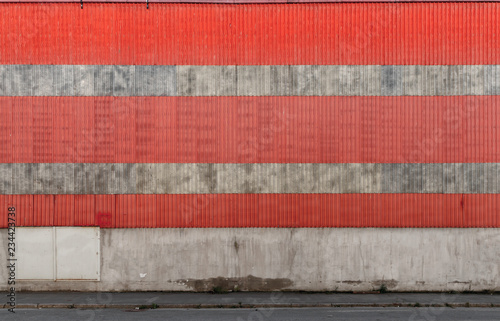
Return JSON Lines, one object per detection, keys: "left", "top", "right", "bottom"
{"left": 1, "top": 163, "right": 498, "bottom": 195}
{"left": 0, "top": 65, "right": 498, "bottom": 96}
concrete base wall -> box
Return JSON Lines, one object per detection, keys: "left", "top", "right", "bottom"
{"left": 1, "top": 228, "right": 499, "bottom": 292}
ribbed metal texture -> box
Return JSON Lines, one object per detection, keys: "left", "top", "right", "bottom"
{"left": 1, "top": 194, "right": 499, "bottom": 228}
{"left": 1, "top": 3, "right": 499, "bottom": 228}
{"left": 1, "top": 4, "right": 499, "bottom": 65}
{"left": 1, "top": 0, "right": 498, "bottom": 3}
{"left": 1, "top": 96, "right": 499, "bottom": 163}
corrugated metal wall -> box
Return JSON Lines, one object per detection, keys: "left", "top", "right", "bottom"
{"left": 0, "top": 194, "right": 499, "bottom": 228}
{"left": 1, "top": 3, "right": 500, "bottom": 65}
{"left": 0, "top": 3, "right": 499, "bottom": 228}
{"left": 0, "top": 96, "right": 499, "bottom": 163}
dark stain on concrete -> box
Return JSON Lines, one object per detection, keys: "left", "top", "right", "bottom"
{"left": 242, "top": 180, "right": 258, "bottom": 193}
{"left": 243, "top": 163, "right": 253, "bottom": 175}
{"left": 183, "top": 68, "right": 195, "bottom": 95}
{"left": 342, "top": 280, "right": 363, "bottom": 285}
{"left": 204, "top": 163, "right": 217, "bottom": 193}
{"left": 180, "top": 275, "right": 293, "bottom": 292}
{"left": 373, "top": 279, "right": 399, "bottom": 289}
{"left": 448, "top": 280, "right": 471, "bottom": 284}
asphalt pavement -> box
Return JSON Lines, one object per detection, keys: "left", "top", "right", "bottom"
{"left": 3, "top": 307, "right": 500, "bottom": 321}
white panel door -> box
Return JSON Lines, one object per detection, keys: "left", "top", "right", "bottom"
{"left": 17, "top": 227, "right": 54, "bottom": 280}
{"left": 55, "top": 227, "right": 100, "bottom": 280}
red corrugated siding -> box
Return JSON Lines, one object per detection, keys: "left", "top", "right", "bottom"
{"left": 95, "top": 195, "right": 115, "bottom": 227}
{"left": 1, "top": 96, "right": 498, "bottom": 164}
{"left": 55, "top": 194, "right": 75, "bottom": 226}
{"left": 33, "top": 195, "right": 54, "bottom": 226}
{"left": 0, "top": 3, "right": 499, "bottom": 65}
{"left": 75, "top": 194, "right": 95, "bottom": 226}
{"left": 0, "top": 102, "right": 12, "bottom": 163}
{"left": 0, "top": 1, "right": 497, "bottom": 3}
{"left": 1, "top": 194, "right": 499, "bottom": 228}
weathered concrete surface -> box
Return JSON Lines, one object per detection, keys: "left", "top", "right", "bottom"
{"left": 2, "top": 163, "right": 499, "bottom": 194}
{"left": 177, "top": 65, "right": 237, "bottom": 96}
{"left": 1, "top": 228, "right": 499, "bottom": 292}
{"left": 0, "top": 65, "right": 497, "bottom": 96}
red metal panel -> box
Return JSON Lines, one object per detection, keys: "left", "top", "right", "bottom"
{"left": 11, "top": 195, "right": 34, "bottom": 227}
{"left": 2, "top": 96, "right": 498, "bottom": 164}
{"left": 155, "top": 99, "right": 171, "bottom": 163}
{"left": 54, "top": 195, "right": 75, "bottom": 226}
{"left": 2, "top": 0, "right": 499, "bottom": 3}
{"left": 114, "top": 97, "right": 136, "bottom": 164}
{"left": 136, "top": 98, "right": 157, "bottom": 163}
{"left": 116, "top": 194, "right": 137, "bottom": 228}
{"left": 0, "top": 3, "right": 499, "bottom": 65}
{"left": 94, "top": 97, "right": 115, "bottom": 163}
{"left": 137, "top": 195, "right": 157, "bottom": 228}
{"left": 33, "top": 195, "right": 54, "bottom": 226}
{"left": 74, "top": 194, "right": 94, "bottom": 226}
{"left": 0, "top": 196, "right": 5, "bottom": 227}
{"left": 95, "top": 194, "right": 115, "bottom": 228}
{"left": 0, "top": 196, "right": 19, "bottom": 228}
{"left": 32, "top": 97, "right": 54, "bottom": 163}
{"left": 156, "top": 194, "right": 167, "bottom": 228}
{"left": 73, "top": 99, "right": 95, "bottom": 163}
{"left": 53, "top": 98, "right": 75, "bottom": 163}
{"left": 12, "top": 98, "right": 33, "bottom": 163}
{"left": 0, "top": 98, "right": 13, "bottom": 163}
{"left": 1, "top": 194, "right": 499, "bottom": 228}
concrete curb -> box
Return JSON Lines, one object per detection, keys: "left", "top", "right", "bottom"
{"left": 8, "top": 303, "right": 500, "bottom": 309}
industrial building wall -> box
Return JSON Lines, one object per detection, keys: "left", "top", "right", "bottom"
{"left": 0, "top": 3, "right": 499, "bottom": 291}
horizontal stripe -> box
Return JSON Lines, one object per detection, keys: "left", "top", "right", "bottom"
{"left": 1, "top": 96, "right": 499, "bottom": 163}
{"left": 0, "top": 194, "right": 498, "bottom": 227}
{"left": 1, "top": 65, "right": 497, "bottom": 96}
{"left": 1, "top": 4, "right": 499, "bottom": 65}
{"left": 0, "top": 163, "right": 498, "bottom": 195}
{"left": 1, "top": 1, "right": 497, "bottom": 3}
